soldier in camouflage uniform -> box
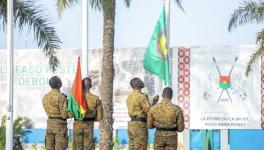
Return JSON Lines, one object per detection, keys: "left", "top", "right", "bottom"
{"left": 73, "top": 77, "right": 103, "bottom": 150}
{"left": 126, "top": 77, "right": 159, "bottom": 150}
{"left": 43, "top": 76, "right": 70, "bottom": 150}
{"left": 147, "top": 87, "right": 185, "bottom": 150}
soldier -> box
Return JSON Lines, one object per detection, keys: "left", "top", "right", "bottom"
{"left": 73, "top": 77, "right": 103, "bottom": 150}
{"left": 43, "top": 76, "right": 69, "bottom": 150}
{"left": 126, "top": 77, "right": 159, "bottom": 150}
{"left": 147, "top": 87, "right": 185, "bottom": 150}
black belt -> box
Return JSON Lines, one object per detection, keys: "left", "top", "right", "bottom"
{"left": 156, "top": 127, "right": 177, "bottom": 131}
{"left": 48, "top": 117, "right": 66, "bottom": 121}
{"left": 131, "top": 117, "right": 147, "bottom": 123}
{"left": 83, "top": 117, "right": 95, "bottom": 121}
{"left": 75, "top": 117, "right": 96, "bottom": 122}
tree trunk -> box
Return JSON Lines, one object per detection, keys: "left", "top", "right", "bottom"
{"left": 99, "top": 0, "right": 115, "bottom": 149}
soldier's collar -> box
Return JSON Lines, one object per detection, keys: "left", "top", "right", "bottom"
{"left": 133, "top": 89, "right": 141, "bottom": 93}
{"left": 52, "top": 89, "right": 60, "bottom": 92}
{"left": 162, "top": 98, "right": 171, "bottom": 102}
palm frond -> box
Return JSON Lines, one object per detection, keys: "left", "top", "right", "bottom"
{"left": 23, "top": 117, "right": 33, "bottom": 129}
{"left": 90, "top": 0, "right": 103, "bottom": 11}
{"left": 13, "top": 0, "right": 61, "bottom": 72}
{"left": 257, "top": 27, "right": 264, "bottom": 43}
{"left": 13, "top": 117, "right": 32, "bottom": 137}
{"left": 90, "top": 0, "right": 115, "bottom": 23}
{"left": 246, "top": 28, "right": 264, "bottom": 76}
{"left": 0, "top": 0, "right": 7, "bottom": 30}
{"left": 228, "top": 0, "right": 264, "bottom": 31}
{"left": 13, "top": 117, "right": 24, "bottom": 136}
{"left": 0, "top": 0, "right": 61, "bottom": 71}
{"left": 0, "top": 116, "right": 33, "bottom": 149}
{"left": 57, "top": 0, "right": 78, "bottom": 16}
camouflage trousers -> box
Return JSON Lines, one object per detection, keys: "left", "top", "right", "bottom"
{"left": 73, "top": 121, "right": 95, "bottom": 150}
{"left": 154, "top": 131, "right": 178, "bottom": 150}
{"left": 128, "top": 121, "right": 148, "bottom": 150}
{"left": 45, "top": 120, "right": 68, "bottom": 150}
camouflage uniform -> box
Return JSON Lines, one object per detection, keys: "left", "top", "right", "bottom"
{"left": 73, "top": 91, "right": 103, "bottom": 150}
{"left": 43, "top": 89, "right": 69, "bottom": 150}
{"left": 147, "top": 99, "right": 185, "bottom": 150}
{"left": 126, "top": 90, "right": 151, "bottom": 150}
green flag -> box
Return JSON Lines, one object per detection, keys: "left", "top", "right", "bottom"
{"left": 144, "top": 6, "right": 170, "bottom": 85}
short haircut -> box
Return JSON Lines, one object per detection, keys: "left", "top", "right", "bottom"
{"left": 49, "top": 76, "right": 62, "bottom": 89}
{"left": 82, "top": 77, "right": 92, "bottom": 89}
{"left": 162, "top": 87, "right": 173, "bottom": 99}
{"left": 130, "top": 77, "right": 142, "bottom": 89}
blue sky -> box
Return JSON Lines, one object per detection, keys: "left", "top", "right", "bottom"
{"left": 0, "top": 0, "right": 263, "bottom": 49}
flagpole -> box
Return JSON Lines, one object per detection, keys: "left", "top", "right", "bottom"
{"left": 165, "top": 0, "right": 171, "bottom": 88}
{"left": 155, "top": 0, "right": 170, "bottom": 96}
{"left": 166, "top": 1, "right": 190, "bottom": 150}
{"left": 6, "top": 0, "right": 14, "bottom": 149}
{"left": 82, "top": 0, "right": 89, "bottom": 77}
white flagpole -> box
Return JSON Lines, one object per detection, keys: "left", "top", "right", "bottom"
{"left": 165, "top": 1, "right": 190, "bottom": 150}
{"left": 6, "top": 0, "right": 14, "bottom": 149}
{"left": 82, "top": 0, "right": 89, "bottom": 77}
{"left": 156, "top": 0, "right": 170, "bottom": 95}
{"left": 165, "top": 0, "right": 171, "bottom": 88}
{"left": 165, "top": 0, "right": 170, "bottom": 48}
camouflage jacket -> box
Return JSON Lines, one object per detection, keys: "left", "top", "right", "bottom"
{"left": 42, "top": 89, "right": 68, "bottom": 119}
{"left": 147, "top": 99, "right": 185, "bottom": 132}
{"left": 84, "top": 91, "right": 103, "bottom": 121}
{"left": 126, "top": 90, "right": 151, "bottom": 118}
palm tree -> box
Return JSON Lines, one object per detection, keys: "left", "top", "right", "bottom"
{"left": 57, "top": 0, "right": 183, "bottom": 149}
{"left": 0, "top": 0, "right": 61, "bottom": 71}
{"left": 228, "top": 0, "right": 264, "bottom": 75}
{"left": 0, "top": 116, "right": 33, "bottom": 149}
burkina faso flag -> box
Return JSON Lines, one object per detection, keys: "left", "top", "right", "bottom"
{"left": 66, "top": 57, "right": 86, "bottom": 120}
{"left": 219, "top": 76, "right": 231, "bottom": 90}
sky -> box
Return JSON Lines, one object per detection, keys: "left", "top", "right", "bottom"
{"left": 0, "top": 0, "right": 263, "bottom": 49}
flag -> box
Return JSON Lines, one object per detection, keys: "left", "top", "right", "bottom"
{"left": 66, "top": 57, "right": 86, "bottom": 120}
{"left": 219, "top": 76, "right": 231, "bottom": 90}
{"left": 143, "top": 6, "right": 170, "bottom": 85}
{"left": 202, "top": 130, "right": 214, "bottom": 150}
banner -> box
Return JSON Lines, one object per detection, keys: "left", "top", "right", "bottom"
{"left": 0, "top": 48, "right": 159, "bottom": 129}
{"left": 1, "top": 46, "right": 260, "bottom": 130}
{"left": 190, "top": 46, "right": 261, "bottom": 129}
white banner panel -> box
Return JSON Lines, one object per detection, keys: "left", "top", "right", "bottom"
{"left": 0, "top": 48, "right": 160, "bottom": 129}
{"left": 190, "top": 46, "right": 261, "bottom": 129}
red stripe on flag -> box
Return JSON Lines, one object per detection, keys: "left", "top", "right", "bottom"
{"left": 72, "top": 57, "right": 86, "bottom": 113}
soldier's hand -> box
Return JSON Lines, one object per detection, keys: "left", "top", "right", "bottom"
{"left": 152, "top": 95, "right": 159, "bottom": 106}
